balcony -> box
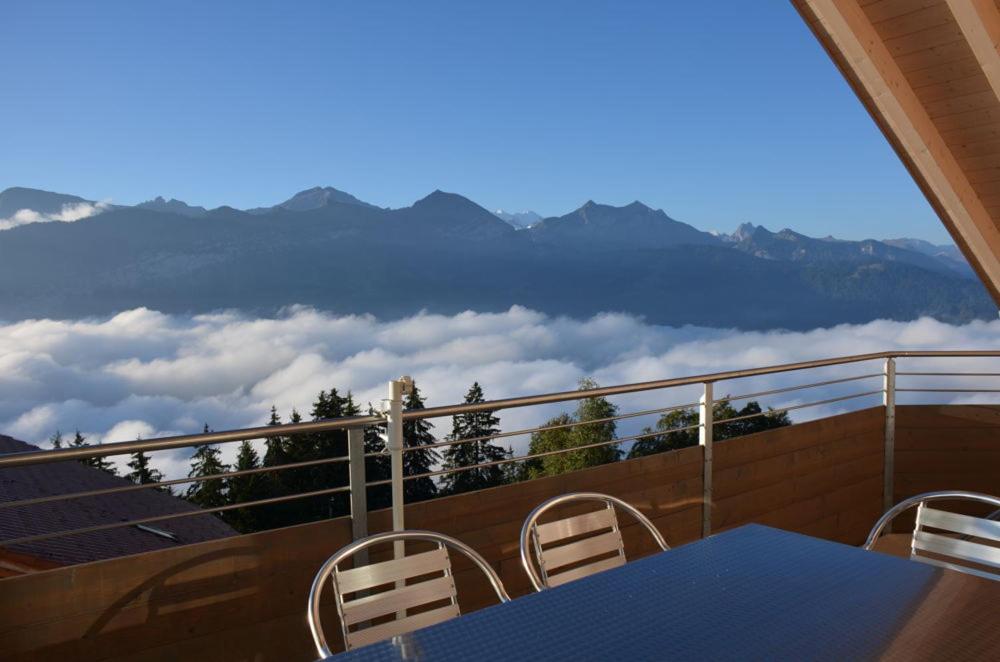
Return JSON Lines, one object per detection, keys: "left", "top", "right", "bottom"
{"left": 1, "top": 351, "right": 998, "bottom": 661}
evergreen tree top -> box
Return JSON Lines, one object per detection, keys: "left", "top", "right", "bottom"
{"left": 403, "top": 382, "right": 427, "bottom": 410}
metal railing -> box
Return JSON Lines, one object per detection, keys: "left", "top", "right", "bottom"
{"left": 0, "top": 349, "right": 997, "bottom": 559}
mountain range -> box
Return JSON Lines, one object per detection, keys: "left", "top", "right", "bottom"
{"left": 0, "top": 186, "right": 993, "bottom": 329}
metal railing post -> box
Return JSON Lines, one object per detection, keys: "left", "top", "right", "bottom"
{"left": 347, "top": 427, "right": 369, "bottom": 567}
{"left": 385, "top": 377, "right": 411, "bottom": 560}
{"left": 385, "top": 377, "right": 412, "bottom": 619}
{"left": 699, "top": 381, "right": 714, "bottom": 538}
{"left": 883, "top": 357, "right": 896, "bottom": 512}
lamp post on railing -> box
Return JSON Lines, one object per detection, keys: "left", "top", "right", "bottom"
{"left": 699, "top": 381, "right": 714, "bottom": 538}
{"left": 882, "top": 357, "right": 896, "bottom": 512}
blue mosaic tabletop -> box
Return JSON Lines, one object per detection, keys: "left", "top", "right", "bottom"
{"left": 324, "top": 524, "right": 991, "bottom": 661}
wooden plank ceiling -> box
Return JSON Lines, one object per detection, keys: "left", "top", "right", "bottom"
{"left": 793, "top": 0, "right": 1000, "bottom": 304}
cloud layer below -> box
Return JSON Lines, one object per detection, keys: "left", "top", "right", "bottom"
{"left": 2, "top": 306, "right": 998, "bottom": 478}
{"left": 0, "top": 201, "right": 109, "bottom": 231}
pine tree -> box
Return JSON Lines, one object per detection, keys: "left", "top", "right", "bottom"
{"left": 402, "top": 382, "right": 440, "bottom": 502}
{"left": 279, "top": 406, "right": 313, "bottom": 523}
{"left": 440, "top": 382, "right": 509, "bottom": 495}
{"left": 126, "top": 439, "right": 167, "bottom": 492}
{"left": 262, "top": 406, "right": 287, "bottom": 469}
{"left": 70, "top": 430, "right": 118, "bottom": 475}
{"left": 307, "top": 388, "right": 351, "bottom": 520}
{"left": 50, "top": 431, "right": 64, "bottom": 449}
{"left": 224, "top": 440, "right": 266, "bottom": 533}
{"left": 185, "top": 425, "right": 228, "bottom": 509}
{"left": 259, "top": 406, "right": 290, "bottom": 530}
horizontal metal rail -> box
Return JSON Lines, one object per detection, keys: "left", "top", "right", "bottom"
{"left": 400, "top": 350, "right": 1000, "bottom": 422}
{"left": 398, "top": 384, "right": 886, "bottom": 461}
{"left": 724, "top": 373, "right": 882, "bottom": 403}
{"left": 895, "top": 388, "right": 1000, "bottom": 393}
{"left": 0, "top": 452, "right": 351, "bottom": 511}
{"left": 392, "top": 400, "right": 701, "bottom": 455}
{"left": 713, "top": 390, "right": 885, "bottom": 426}
{"left": 396, "top": 389, "right": 882, "bottom": 487}
{"left": 0, "top": 414, "right": 382, "bottom": 469}
{"left": 0, "top": 484, "right": 352, "bottom": 548}
{"left": 366, "top": 423, "right": 705, "bottom": 488}
{"left": 896, "top": 372, "right": 1000, "bottom": 377}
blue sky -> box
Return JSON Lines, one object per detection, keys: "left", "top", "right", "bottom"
{"left": 2, "top": 0, "right": 949, "bottom": 242}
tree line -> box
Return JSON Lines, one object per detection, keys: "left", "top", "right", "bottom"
{"left": 49, "top": 379, "right": 789, "bottom": 533}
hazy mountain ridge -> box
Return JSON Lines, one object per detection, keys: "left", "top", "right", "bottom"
{"left": 530, "top": 200, "right": 721, "bottom": 250}
{"left": 0, "top": 187, "right": 93, "bottom": 218}
{"left": 0, "top": 186, "right": 991, "bottom": 329}
{"left": 883, "top": 237, "right": 974, "bottom": 278}
{"left": 722, "top": 223, "right": 969, "bottom": 278}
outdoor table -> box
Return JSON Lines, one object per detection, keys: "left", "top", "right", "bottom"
{"left": 324, "top": 523, "right": 999, "bottom": 661}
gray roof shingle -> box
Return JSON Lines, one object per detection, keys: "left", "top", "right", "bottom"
{"left": 0, "top": 435, "right": 236, "bottom": 566}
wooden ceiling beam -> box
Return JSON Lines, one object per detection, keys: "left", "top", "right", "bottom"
{"left": 946, "top": 0, "right": 1000, "bottom": 105}
{"left": 795, "top": 0, "right": 1000, "bottom": 304}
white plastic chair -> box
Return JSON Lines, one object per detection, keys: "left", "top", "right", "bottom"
{"left": 307, "top": 530, "right": 510, "bottom": 656}
{"left": 864, "top": 490, "right": 1000, "bottom": 581}
{"left": 519, "top": 492, "right": 669, "bottom": 591}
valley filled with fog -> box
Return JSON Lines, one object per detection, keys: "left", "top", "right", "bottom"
{"left": 2, "top": 306, "right": 997, "bottom": 478}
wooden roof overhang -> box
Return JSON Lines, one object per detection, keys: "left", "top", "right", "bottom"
{"left": 793, "top": 0, "right": 1000, "bottom": 304}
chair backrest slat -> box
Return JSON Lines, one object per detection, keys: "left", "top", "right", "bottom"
{"left": 346, "top": 603, "right": 462, "bottom": 650}
{"left": 534, "top": 507, "right": 616, "bottom": 545}
{"left": 541, "top": 529, "right": 624, "bottom": 572}
{"left": 339, "top": 575, "right": 457, "bottom": 626}
{"left": 915, "top": 555, "right": 1000, "bottom": 582}
{"left": 912, "top": 530, "right": 1000, "bottom": 570}
{"left": 520, "top": 492, "right": 669, "bottom": 591}
{"left": 917, "top": 505, "right": 1000, "bottom": 542}
{"left": 308, "top": 531, "right": 510, "bottom": 657}
{"left": 335, "top": 546, "right": 451, "bottom": 594}
{"left": 865, "top": 491, "right": 1000, "bottom": 582}
{"left": 545, "top": 555, "right": 625, "bottom": 588}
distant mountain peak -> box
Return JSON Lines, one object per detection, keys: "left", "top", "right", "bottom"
{"left": 413, "top": 189, "right": 483, "bottom": 211}
{"left": 530, "top": 199, "right": 720, "bottom": 249}
{"left": 730, "top": 222, "right": 762, "bottom": 241}
{"left": 399, "top": 190, "right": 514, "bottom": 240}
{"left": 136, "top": 196, "right": 207, "bottom": 218}
{"left": 494, "top": 209, "right": 542, "bottom": 229}
{"left": 247, "top": 186, "right": 377, "bottom": 214}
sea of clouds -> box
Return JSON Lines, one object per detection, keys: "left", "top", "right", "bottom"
{"left": 1, "top": 306, "right": 998, "bottom": 478}
{"left": 0, "top": 201, "right": 110, "bottom": 231}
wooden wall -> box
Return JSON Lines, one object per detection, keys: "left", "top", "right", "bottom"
{"left": 12, "top": 403, "right": 994, "bottom": 662}
{"left": 712, "top": 406, "right": 885, "bottom": 545}
{"left": 0, "top": 513, "right": 356, "bottom": 662}
{"left": 892, "top": 405, "right": 1000, "bottom": 528}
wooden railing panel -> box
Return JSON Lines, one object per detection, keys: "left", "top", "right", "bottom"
{"left": 713, "top": 407, "right": 884, "bottom": 543}
{"left": 893, "top": 404, "right": 1000, "bottom": 530}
